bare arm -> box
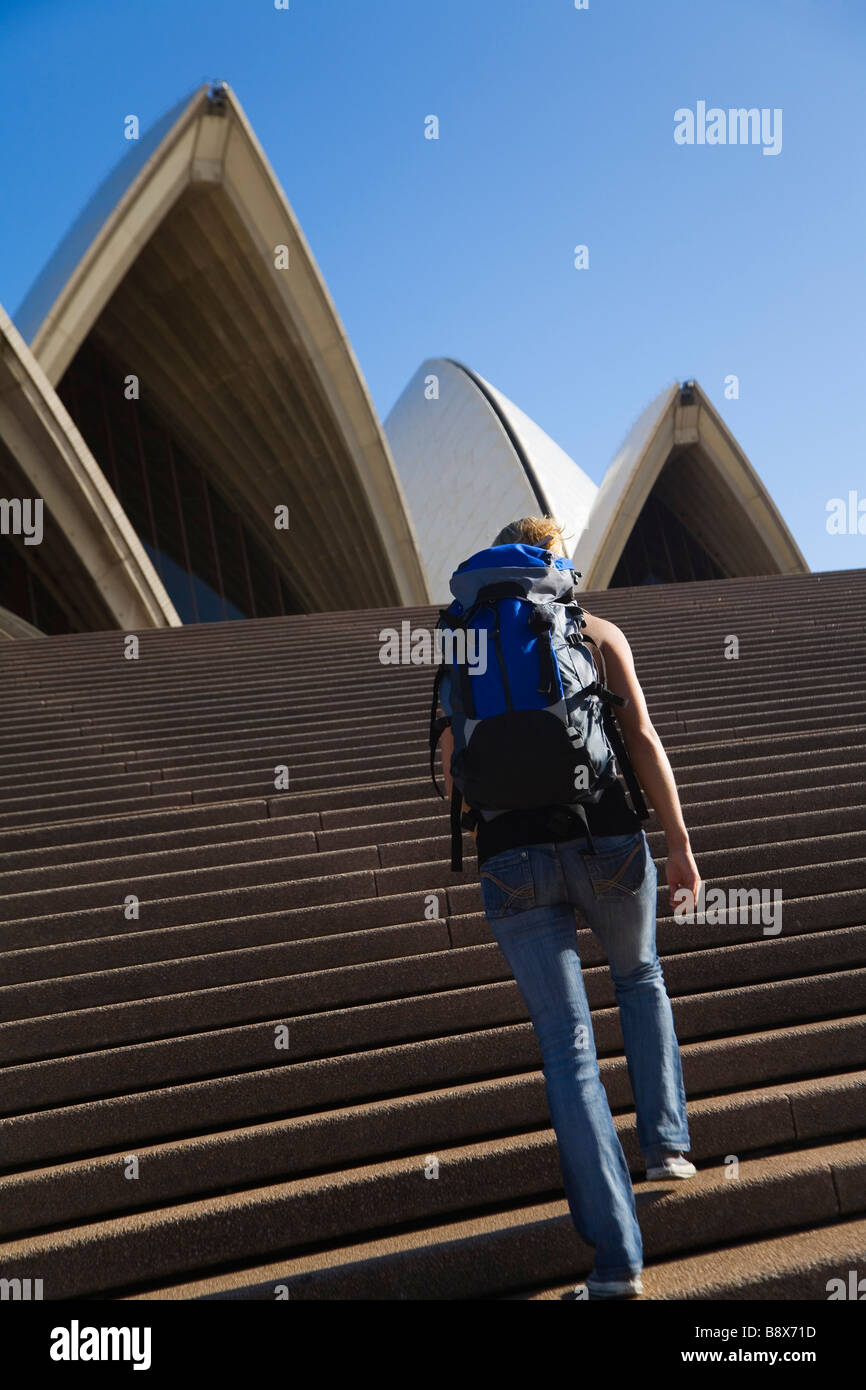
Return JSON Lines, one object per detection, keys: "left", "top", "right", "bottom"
{"left": 582, "top": 611, "right": 701, "bottom": 908}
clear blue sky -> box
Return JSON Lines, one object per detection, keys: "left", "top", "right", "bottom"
{"left": 1, "top": 0, "right": 864, "bottom": 573}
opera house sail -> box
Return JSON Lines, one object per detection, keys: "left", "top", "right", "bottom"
{"left": 2, "top": 82, "right": 427, "bottom": 636}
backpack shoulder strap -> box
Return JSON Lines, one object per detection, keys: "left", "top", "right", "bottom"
{"left": 582, "top": 633, "right": 650, "bottom": 821}
{"left": 601, "top": 703, "right": 650, "bottom": 821}
{"left": 450, "top": 784, "right": 464, "bottom": 870}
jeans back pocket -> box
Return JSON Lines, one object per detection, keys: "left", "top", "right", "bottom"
{"left": 584, "top": 833, "right": 646, "bottom": 898}
{"left": 479, "top": 848, "right": 536, "bottom": 919}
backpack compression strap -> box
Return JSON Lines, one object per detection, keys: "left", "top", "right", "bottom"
{"left": 528, "top": 602, "right": 559, "bottom": 697}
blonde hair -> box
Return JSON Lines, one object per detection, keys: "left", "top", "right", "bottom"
{"left": 492, "top": 515, "right": 572, "bottom": 556}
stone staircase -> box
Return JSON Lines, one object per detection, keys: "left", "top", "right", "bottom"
{"left": 0, "top": 568, "right": 864, "bottom": 1300}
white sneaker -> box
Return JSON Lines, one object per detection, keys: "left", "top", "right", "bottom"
{"left": 645, "top": 1152, "right": 697, "bottom": 1181}
{"left": 585, "top": 1271, "right": 644, "bottom": 1299}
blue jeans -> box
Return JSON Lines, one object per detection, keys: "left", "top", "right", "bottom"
{"left": 479, "top": 830, "right": 690, "bottom": 1280}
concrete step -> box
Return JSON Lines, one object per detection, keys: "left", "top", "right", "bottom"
{"left": 1, "top": 877, "right": 864, "bottom": 987}
{"left": 2, "top": 1069, "right": 862, "bottom": 1242}
{"left": 23, "top": 1011, "right": 865, "bottom": 1170}
{"left": 50, "top": 1135, "right": 863, "bottom": 1301}
{"left": 4, "top": 823, "right": 866, "bottom": 924}
{"left": 513, "top": 1213, "right": 866, "bottom": 1300}
{"left": 0, "top": 913, "right": 863, "bottom": 1025}
{"left": 1, "top": 962, "right": 862, "bottom": 1115}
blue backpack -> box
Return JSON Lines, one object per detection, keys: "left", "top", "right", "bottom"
{"left": 429, "top": 543, "right": 648, "bottom": 869}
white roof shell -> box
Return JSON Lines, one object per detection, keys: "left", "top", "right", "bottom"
{"left": 385, "top": 358, "right": 598, "bottom": 602}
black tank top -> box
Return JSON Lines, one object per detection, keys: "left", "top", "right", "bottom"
{"left": 474, "top": 779, "right": 641, "bottom": 868}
